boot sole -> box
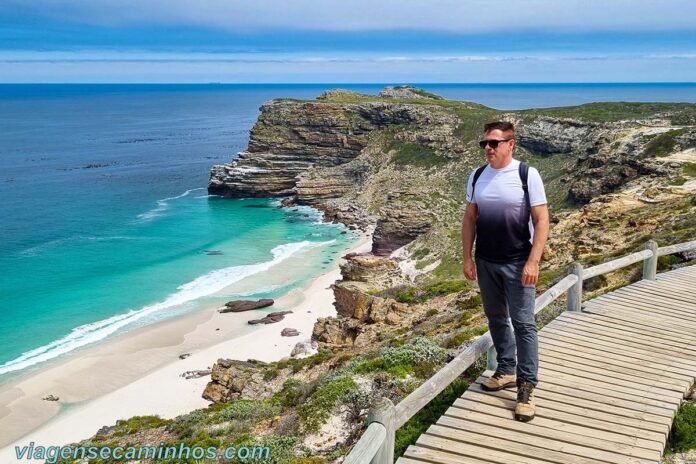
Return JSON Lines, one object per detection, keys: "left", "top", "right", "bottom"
{"left": 515, "top": 413, "right": 535, "bottom": 422}
{"left": 480, "top": 381, "right": 517, "bottom": 392}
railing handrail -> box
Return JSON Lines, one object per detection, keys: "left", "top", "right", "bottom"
{"left": 344, "top": 238, "right": 696, "bottom": 463}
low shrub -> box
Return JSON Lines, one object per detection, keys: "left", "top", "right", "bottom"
{"left": 666, "top": 403, "right": 696, "bottom": 453}
{"left": 298, "top": 375, "right": 360, "bottom": 433}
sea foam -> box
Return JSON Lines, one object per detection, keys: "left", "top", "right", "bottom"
{"left": 136, "top": 187, "right": 206, "bottom": 221}
{"left": 0, "top": 239, "right": 333, "bottom": 376}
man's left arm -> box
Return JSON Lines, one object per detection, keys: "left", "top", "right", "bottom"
{"left": 522, "top": 204, "right": 549, "bottom": 286}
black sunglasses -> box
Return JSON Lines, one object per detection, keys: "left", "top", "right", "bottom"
{"left": 478, "top": 139, "right": 511, "bottom": 149}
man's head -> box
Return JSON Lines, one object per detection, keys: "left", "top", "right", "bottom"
{"left": 481, "top": 121, "right": 516, "bottom": 169}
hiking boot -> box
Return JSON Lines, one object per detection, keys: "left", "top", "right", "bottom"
{"left": 515, "top": 382, "right": 536, "bottom": 422}
{"left": 481, "top": 371, "right": 516, "bottom": 391}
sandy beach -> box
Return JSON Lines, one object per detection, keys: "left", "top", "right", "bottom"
{"left": 0, "top": 233, "right": 372, "bottom": 461}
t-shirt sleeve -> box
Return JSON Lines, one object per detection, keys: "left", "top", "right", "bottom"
{"left": 466, "top": 170, "right": 476, "bottom": 203}
{"left": 528, "top": 167, "right": 547, "bottom": 206}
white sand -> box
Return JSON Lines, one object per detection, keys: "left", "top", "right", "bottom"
{"left": 0, "top": 235, "right": 372, "bottom": 462}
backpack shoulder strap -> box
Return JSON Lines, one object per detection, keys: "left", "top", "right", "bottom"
{"left": 470, "top": 164, "right": 487, "bottom": 202}
{"left": 518, "top": 161, "right": 531, "bottom": 211}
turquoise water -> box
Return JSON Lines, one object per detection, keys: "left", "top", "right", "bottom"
{"left": 0, "top": 85, "right": 367, "bottom": 381}
{"left": 2, "top": 83, "right": 695, "bottom": 381}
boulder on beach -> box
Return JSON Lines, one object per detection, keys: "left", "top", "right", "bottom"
{"left": 219, "top": 299, "right": 274, "bottom": 313}
{"left": 281, "top": 328, "right": 300, "bottom": 337}
{"left": 291, "top": 340, "right": 318, "bottom": 358}
{"left": 248, "top": 310, "right": 293, "bottom": 325}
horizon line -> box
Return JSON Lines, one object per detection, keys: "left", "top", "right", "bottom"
{"left": 2, "top": 81, "right": 696, "bottom": 85}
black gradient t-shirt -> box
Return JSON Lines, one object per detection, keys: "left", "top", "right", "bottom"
{"left": 466, "top": 159, "right": 547, "bottom": 263}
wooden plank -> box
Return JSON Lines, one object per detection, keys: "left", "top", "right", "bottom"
{"left": 539, "top": 330, "right": 696, "bottom": 380}
{"left": 581, "top": 303, "right": 696, "bottom": 340}
{"left": 598, "top": 289, "right": 696, "bottom": 315}
{"left": 542, "top": 325, "right": 696, "bottom": 371}
{"left": 538, "top": 345, "right": 692, "bottom": 391}
{"left": 415, "top": 432, "right": 561, "bottom": 464}
{"left": 483, "top": 370, "right": 673, "bottom": 419}
{"left": 656, "top": 266, "right": 696, "bottom": 278}
{"left": 541, "top": 326, "right": 696, "bottom": 375}
{"left": 539, "top": 350, "right": 689, "bottom": 395}
{"left": 586, "top": 302, "right": 696, "bottom": 327}
{"left": 636, "top": 279, "right": 696, "bottom": 295}
{"left": 598, "top": 287, "right": 696, "bottom": 310}
{"left": 550, "top": 318, "right": 696, "bottom": 360}
{"left": 592, "top": 295, "right": 696, "bottom": 323}
{"left": 553, "top": 315, "right": 696, "bottom": 354}
{"left": 583, "top": 250, "right": 652, "bottom": 280}
{"left": 564, "top": 311, "right": 696, "bottom": 345}
{"left": 450, "top": 399, "right": 664, "bottom": 453}
{"left": 536, "top": 365, "right": 680, "bottom": 409}
{"left": 461, "top": 389, "right": 666, "bottom": 445}
{"left": 549, "top": 321, "right": 696, "bottom": 367}
{"left": 477, "top": 376, "right": 672, "bottom": 426}
{"left": 399, "top": 449, "right": 493, "bottom": 464}
{"left": 540, "top": 355, "right": 685, "bottom": 397}
{"left": 468, "top": 383, "right": 668, "bottom": 435}
{"left": 560, "top": 311, "right": 696, "bottom": 345}
{"left": 656, "top": 272, "right": 696, "bottom": 284}
{"left": 445, "top": 398, "right": 662, "bottom": 459}
{"left": 343, "top": 422, "right": 385, "bottom": 464}
{"left": 430, "top": 416, "right": 656, "bottom": 464}
{"left": 635, "top": 276, "right": 696, "bottom": 293}
{"left": 600, "top": 291, "right": 696, "bottom": 314}
{"left": 426, "top": 424, "right": 623, "bottom": 464}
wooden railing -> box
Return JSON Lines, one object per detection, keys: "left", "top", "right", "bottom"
{"left": 343, "top": 238, "right": 696, "bottom": 464}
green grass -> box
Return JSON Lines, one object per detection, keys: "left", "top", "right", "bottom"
{"left": 684, "top": 162, "right": 696, "bottom": 176}
{"left": 298, "top": 375, "right": 360, "bottom": 433}
{"left": 520, "top": 102, "right": 696, "bottom": 123}
{"left": 666, "top": 402, "right": 696, "bottom": 454}
{"left": 644, "top": 129, "right": 689, "bottom": 158}
{"left": 395, "top": 279, "right": 470, "bottom": 303}
{"left": 389, "top": 141, "right": 450, "bottom": 169}
{"left": 442, "top": 325, "right": 489, "bottom": 349}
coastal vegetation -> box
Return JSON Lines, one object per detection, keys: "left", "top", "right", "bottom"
{"left": 65, "top": 86, "right": 696, "bottom": 462}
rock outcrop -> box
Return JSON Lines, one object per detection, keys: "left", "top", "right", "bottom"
{"left": 202, "top": 360, "right": 282, "bottom": 403}
{"left": 219, "top": 298, "right": 274, "bottom": 313}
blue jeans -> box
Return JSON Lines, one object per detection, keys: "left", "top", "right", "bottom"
{"left": 476, "top": 257, "right": 538, "bottom": 385}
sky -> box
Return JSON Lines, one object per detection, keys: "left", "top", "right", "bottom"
{"left": 1, "top": 0, "right": 696, "bottom": 83}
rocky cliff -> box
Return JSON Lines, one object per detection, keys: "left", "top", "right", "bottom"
{"left": 68, "top": 87, "right": 696, "bottom": 463}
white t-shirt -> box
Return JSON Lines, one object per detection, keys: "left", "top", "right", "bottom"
{"left": 466, "top": 159, "right": 547, "bottom": 263}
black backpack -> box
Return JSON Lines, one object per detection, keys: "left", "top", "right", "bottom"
{"left": 471, "top": 162, "right": 531, "bottom": 211}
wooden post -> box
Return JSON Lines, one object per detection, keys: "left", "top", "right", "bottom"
{"left": 643, "top": 240, "right": 658, "bottom": 281}
{"left": 567, "top": 262, "right": 583, "bottom": 312}
{"left": 368, "top": 397, "right": 395, "bottom": 464}
{"left": 486, "top": 344, "right": 497, "bottom": 371}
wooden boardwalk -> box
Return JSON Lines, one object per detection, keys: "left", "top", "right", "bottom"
{"left": 398, "top": 265, "right": 696, "bottom": 464}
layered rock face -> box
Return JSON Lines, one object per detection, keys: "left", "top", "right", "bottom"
{"left": 208, "top": 98, "right": 455, "bottom": 199}
{"left": 372, "top": 191, "right": 436, "bottom": 256}
{"left": 208, "top": 101, "right": 375, "bottom": 197}
{"left": 517, "top": 117, "right": 601, "bottom": 155}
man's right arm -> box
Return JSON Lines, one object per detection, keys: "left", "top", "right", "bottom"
{"left": 462, "top": 202, "right": 477, "bottom": 281}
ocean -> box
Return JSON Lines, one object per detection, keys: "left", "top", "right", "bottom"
{"left": 1, "top": 83, "right": 695, "bottom": 381}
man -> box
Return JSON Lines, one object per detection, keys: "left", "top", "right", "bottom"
{"left": 461, "top": 121, "right": 549, "bottom": 422}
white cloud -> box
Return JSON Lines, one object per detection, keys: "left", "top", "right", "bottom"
{"left": 3, "top": 0, "right": 696, "bottom": 33}
{"left": 2, "top": 50, "right": 696, "bottom": 83}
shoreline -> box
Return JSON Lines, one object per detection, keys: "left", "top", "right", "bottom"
{"left": 0, "top": 233, "right": 372, "bottom": 459}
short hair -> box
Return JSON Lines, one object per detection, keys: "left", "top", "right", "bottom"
{"left": 483, "top": 121, "right": 515, "bottom": 139}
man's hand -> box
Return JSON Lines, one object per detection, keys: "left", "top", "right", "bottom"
{"left": 463, "top": 257, "right": 477, "bottom": 281}
{"left": 521, "top": 260, "right": 539, "bottom": 286}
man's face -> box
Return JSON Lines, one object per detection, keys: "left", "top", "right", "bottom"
{"left": 482, "top": 129, "right": 515, "bottom": 168}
